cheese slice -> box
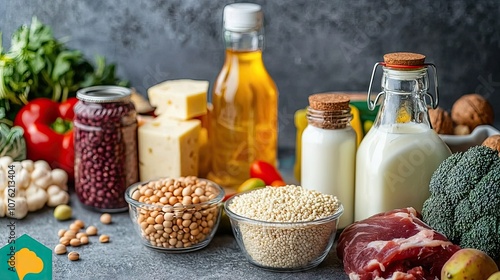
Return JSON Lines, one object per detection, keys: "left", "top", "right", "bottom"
{"left": 148, "top": 79, "right": 208, "bottom": 120}
{"left": 138, "top": 116, "right": 201, "bottom": 181}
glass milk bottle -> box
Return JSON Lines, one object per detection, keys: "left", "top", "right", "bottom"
{"left": 301, "top": 93, "right": 356, "bottom": 229}
{"left": 209, "top": 3, "right": 278, "bottom": 188}
{"left": 354, "top": 52, "right": 451, "bottom": 221}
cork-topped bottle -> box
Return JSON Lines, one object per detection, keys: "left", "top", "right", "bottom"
{"left": 301, "top": 93, "right": 356, "bottom": 229}
{"left": 354, "top": 52, "right": 451, "bottom": 221}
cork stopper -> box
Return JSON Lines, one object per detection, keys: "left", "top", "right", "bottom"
{"left": 383, "top": 52, "right": 426, "bottom": 68}
{"left": 307, "top": 93, "right": 351, "bottom": 129}
{"left": 308, "top": 93, "right": 350, "bottom": 111}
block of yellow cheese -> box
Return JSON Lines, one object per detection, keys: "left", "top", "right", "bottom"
{"left": 138, "top": 115, "right": 201, "bottom": 181}
{"left": 148, "top": 79, "right": 208, "bottom": 120}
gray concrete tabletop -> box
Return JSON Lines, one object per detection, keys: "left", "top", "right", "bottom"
{"left": 0, "top": 154, "right": 349, "bottom": 280}
{"left": 2, "top": 192, "right": 348, "bottom": 280}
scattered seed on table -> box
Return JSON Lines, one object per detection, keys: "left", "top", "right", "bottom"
{"left": 54, "top": 244, "right": 67, "bottom": 255}
{"left": 70, "top": 238, "right": 81, "bottom": 247}
{"left": 74, "top": 219, "right": 85, "bottom": 229}
{"left": 60, "top": 237, "right": 70, "bottom": 246}
{"left": 80, "top": 236, "right": 89, "bottom": 245}
{"left": 99, "top": 234, "right": 110, "bottom": 243}
{"left": 58, "top": 229, "right": 66, "bottom": 237}
{"left": 100, "top": 213, "right": 112, "bottom": 224}
{"left": 86, "top": 226, "right": 98, "bottom": 236}
{"left": 68, "top": 251, "right": 79, "bottom": 261}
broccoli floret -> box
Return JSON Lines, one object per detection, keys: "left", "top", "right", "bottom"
{"left": 469, "top": 162, "right": 500, "bottom": 216}
{"left": 461, "top": 216, "right": 500, "bottom": 260}
{"left": 428, "top": 152, "right": 462, "bottom": 194}
{"left": 422, "top": 145, "right": 500, "bottom": 261}
{"left": 453, "top": 198, "right": 479, "bottom": 239}
{"left": 444, "top": 146, "right": 497, "bottom": 203}
{"left": 421, "top": 193, "right": 456, "bottom": 239}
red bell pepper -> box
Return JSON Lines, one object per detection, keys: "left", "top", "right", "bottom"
{"left": 13, "top": 97, "right": 78, "bottom": 179}
{"left": 250, "top": 160, "right": 284, "bottom": 185}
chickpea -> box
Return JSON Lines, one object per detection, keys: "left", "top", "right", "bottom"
{"left": 60, "top": 237, "right": 71, "bottom": 246}
{"left": 74, "top": 219, "right": 85, "bottom": 229}
{"left": 80, "top": 236, "right": 89, "bottom": 245}
{"left": 54, "top": 244, "right": 67, "bottom": 255}
{"left": 70, "top": 238, "right": 81, "bottom": 247}
{"left": 69, "top": 223, "right": 81, "bottom": 231}
{"left": 58, "top": 229, "right": 67, "bottom": 237}
{"left": 64, "top": 231, "right": 76, "bottom": 239}
{"left": 68, "top": 251, "right": 79, "bottom": 261}
{"left": 99, "top": 234, "right": 110, "bottom": 243}
{"left": 86, "top": 226, "right": 98, "bottom": 236}
{"left": 100, "top": 213, "right": 112, "bottom": 224}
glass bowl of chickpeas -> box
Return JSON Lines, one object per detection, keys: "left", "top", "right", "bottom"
{"left": 125, "top": 176, "right": 225, "bottom": 253}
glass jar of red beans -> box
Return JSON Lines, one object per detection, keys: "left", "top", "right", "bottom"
{"left": 74, "top": 86, "right": 138, "bottom": 212}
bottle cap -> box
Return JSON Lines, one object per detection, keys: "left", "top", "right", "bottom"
{"left": 223, "top": 3, "right": 263, "bottom": 32}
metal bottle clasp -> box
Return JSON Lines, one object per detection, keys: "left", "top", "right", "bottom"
{"left": 367, "top": 62, "right": 440, "bottom": 111}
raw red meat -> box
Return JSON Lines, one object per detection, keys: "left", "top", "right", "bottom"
{"left": 336, "top": 208, "right": 460, "bottom": 280}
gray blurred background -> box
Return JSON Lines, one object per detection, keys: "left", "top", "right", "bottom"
{"left": 2, "top": 0, "right": 499, "bottom": 149}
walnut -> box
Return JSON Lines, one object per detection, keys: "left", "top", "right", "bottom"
{"left": 482, "top": 135, "right": 500, "bottom": 156}
{"left": 428, "top": 107, "right": 454, "bottom": 134}
{"left": 451, "top": 94, "right": 494, "bottom": 131}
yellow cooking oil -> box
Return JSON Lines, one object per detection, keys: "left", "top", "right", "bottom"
{"left": 209, "top": 49, "right": 278, "bottom": 188}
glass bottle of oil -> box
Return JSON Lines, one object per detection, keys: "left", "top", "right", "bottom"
{"left": 208, "top": 3, "right": 278, "bottom": 188}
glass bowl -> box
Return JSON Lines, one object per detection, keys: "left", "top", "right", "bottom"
{"left": 224, "top": 191, "right": 344, "bottom": 272}
{"left": 125, "top": 178, "right": 224, "bottom": 253}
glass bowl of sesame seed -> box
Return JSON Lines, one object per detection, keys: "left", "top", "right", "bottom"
{"left": 224, "top": 185, "right": 344, "bottom": 272}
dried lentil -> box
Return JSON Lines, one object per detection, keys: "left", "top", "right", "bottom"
{"left": 227, "top": 185, "right": 341, "bottom": 269}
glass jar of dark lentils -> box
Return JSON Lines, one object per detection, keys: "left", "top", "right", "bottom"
{"left": 74, "top": 86, "right": 138, "bottom": 212}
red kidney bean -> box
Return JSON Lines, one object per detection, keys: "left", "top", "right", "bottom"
{"left": 74, "top": 87, "right": 138, "bottom": 212}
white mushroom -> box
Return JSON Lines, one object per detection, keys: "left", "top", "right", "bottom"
{"left": 51, "top": 169, "right": 68, "bottom": 190}
{"left": 0, "top": 168, "right": 7, "bottom": 193}
{"left": 33, "top": 160, "right": 51, "bottom": 171}
{"left": 31, "top": 168, "right": 53, "bottom": 190}
{"left": 0, "top": 159, "right": 70, "bottom": 218}
{"left": 25, "top": 185, "right": 48, "bottom": 212}
{"left": 21, "top": 159, "right": 34, "bottom": 173}
{"left": 15, "top": 168, "right": 30, "bottom": 189}
{"left": 46, "top": 185, "right": 69, "bottom": 207}
{"left": 0, "top": 156, "right": 13, "bottom": 171}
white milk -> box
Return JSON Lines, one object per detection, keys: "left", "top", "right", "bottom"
{"left": 301, "top": 125, "right": 356, "bottom": 229}
{"left": 354, "top": 123, "right": 451, "bottom": 221}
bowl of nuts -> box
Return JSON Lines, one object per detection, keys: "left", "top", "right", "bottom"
{"left": 125, "top": 176, "right": 224, "bottom": 253}
{"left": 224, "top": 185, "right": 343, "bottom": 272}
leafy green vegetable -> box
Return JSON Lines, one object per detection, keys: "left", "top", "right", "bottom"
{"left": 0, "top": 124, "right": 26, "bottom": 161}
{"left": 0, "top": 17, "right": 128, "bottom": 122}
{"left": 0, "top": 109, "right": 26, "bottom": 161}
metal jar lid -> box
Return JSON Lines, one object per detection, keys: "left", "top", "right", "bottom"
{"left": 76, "top": 86, "right": 131, "bottom": 103}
